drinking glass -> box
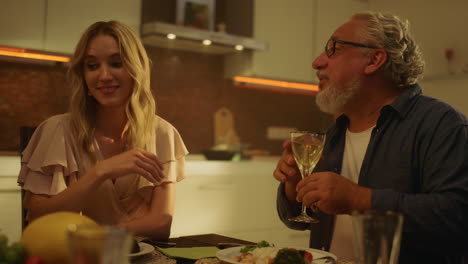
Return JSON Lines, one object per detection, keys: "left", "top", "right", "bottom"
{"left": 68, "top": 224, "right": 132, "bottom": 264}
{"left": 288, "top": 131, "right": 326, "bottom": 223}
{"left": 352, "top": 211, "right": 404, "bottom": 264}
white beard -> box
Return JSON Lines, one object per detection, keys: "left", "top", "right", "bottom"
{"left": 315, "top": 78, "right": 361, "bottom": 115}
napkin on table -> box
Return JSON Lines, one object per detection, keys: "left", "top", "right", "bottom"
{"left": 156, "top": 246, "right": 219, "bottom": 260}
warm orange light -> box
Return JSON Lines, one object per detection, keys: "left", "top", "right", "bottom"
{"left": 0, "top": 46, "right": 70, "bottom": 63}
{"left": 233, "top": 76, "right": 318, "bottom": 92}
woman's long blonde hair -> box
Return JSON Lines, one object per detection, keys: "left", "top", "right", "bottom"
{"left": 68, "top": 21, "right": 156, "bottom": 160}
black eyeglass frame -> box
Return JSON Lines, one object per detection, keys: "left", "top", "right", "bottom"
{"left": 325, "top": 39, "right": 379, "bottom": 57}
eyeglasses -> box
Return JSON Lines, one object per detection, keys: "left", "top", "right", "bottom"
{"left": 325, "top": 39, "right": 378, "bottom": 57}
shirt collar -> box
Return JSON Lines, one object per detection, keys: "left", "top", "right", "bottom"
{"left": 335, "top": 83, "right": 422, "bottom": 127}
{"left": 335, "top": 114, "right": 349, "bottom": 129}
{"left": 385, "top": 84, "right": 422, "bottom": 119}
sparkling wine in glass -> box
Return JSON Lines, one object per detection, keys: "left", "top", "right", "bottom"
{"left": 288, "top": 131, "right": 326, "bottom": 223}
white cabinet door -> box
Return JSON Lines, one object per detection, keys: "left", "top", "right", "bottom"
{"left": 225, "top": 0, "right": 369, "bottom": 83}
{"left": 0, "top": 176, "right": 22, "bottom": 243}
{"left": 171, "top": 174, "right": 239, "bottom": 236}
{"left": 251, "top": 0, "right": 316, "bottom": 83}
{"left": 369, "top": 0, "right": 468, "bottom": 78}
{"left": 0, "top": 0, "right": 141, "bottom": 54}
{"left": 45, "top": 0, "right": 142, "bottom": 54}
{"left": 0, "top": 0, "right": 46, "bottom": 50}
{"left": 0, "top": 192, "right": 21, "bottom": 243}
{"left": 224, "top": 0, "right": 316, "bottom": 83}
{"left": 314, "top": 0, "right": 369, "bottom": 60}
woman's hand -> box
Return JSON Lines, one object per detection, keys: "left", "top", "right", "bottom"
{"left": 92, "top": 148, "right": 165, "bottom": 183}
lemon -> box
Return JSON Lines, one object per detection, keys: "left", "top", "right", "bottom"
{"left": 21, "top": 212, "right": 98, "bottom": 264}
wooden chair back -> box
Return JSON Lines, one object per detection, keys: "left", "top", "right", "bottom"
{"left": 19, "top": 126, "right": 37, "bottom": 230}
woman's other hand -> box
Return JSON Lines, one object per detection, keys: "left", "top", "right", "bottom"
{"left": 92, "top": 148, "right": 165, "bottom": 183}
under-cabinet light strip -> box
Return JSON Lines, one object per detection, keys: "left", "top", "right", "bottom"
{"left": 233, "top": 76, "right": 319, "bottom": 92}
{"left": 0, "top": 46, "right": 70, "bottom": 63}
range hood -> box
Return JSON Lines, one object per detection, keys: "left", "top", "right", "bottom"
{"left": 141, "top": 22, "right": 267, "bottom": 55}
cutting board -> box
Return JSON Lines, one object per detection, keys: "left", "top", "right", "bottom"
{"left": 214, "top": 107, "right": 240, "bottom": 147}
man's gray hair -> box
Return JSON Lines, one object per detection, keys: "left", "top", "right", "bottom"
{"left": 352, "top": 11, "right": 425, "bottom": 88}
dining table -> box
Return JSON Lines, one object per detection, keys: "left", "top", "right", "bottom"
{"left": 131, "top": 233, "right": 354, "bottom": 264}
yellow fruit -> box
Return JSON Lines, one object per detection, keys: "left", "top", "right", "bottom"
{"left": 21, "top": 211, "right": 98, "bottom": 264}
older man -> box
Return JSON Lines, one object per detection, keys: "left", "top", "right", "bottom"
{"left": 274, "top": 11, "right": 468, "bottom": 264}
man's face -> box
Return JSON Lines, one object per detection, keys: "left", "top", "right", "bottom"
{"left": 312, "top": 19, "right": 370, "bottom": 115}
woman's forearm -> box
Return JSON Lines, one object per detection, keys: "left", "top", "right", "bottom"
{"left": 26, "top": 168, "right": 104, "bottom": 220}
{"left": 119, "top": 213, "right": 173, "bottom": 240}
{"left": 121, "top": 183, "right": 175, "bottom": 240}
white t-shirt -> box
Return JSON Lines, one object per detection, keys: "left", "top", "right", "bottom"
{"left": 329, "top": 126, "right": 373, "bottom": 259}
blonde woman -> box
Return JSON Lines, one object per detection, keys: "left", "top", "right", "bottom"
{"left": 18, "top": 21, "right": 188, "bottom": 240}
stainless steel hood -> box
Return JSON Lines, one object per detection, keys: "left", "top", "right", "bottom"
{"left": 141, "top": 22, "right": 267, "bottom": 55}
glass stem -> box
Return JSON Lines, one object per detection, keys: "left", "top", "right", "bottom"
{"left": 300, "top": 165, "right": 311, "bottom": 215}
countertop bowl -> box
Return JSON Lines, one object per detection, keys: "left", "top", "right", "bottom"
{"left": 202, "top": 150, "right": 236, "bottom": 161}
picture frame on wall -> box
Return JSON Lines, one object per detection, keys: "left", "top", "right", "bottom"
{"left": 176, "top": 0, "right": 215, "bottom": 31}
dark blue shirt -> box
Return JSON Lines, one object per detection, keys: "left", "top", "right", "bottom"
{"left": 277, "top": 84, "right": 468, "bottom": 263}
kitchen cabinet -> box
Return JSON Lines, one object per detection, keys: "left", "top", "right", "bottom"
{"left": 0, "top": 177, "right": 21, "bottom": 243}
{"left": 225, "top": 0, "right": 316, "bottom": 83}
{"left": 249, "top": 0, "right": 316, "bottom": 83}
{"left": 0, "top": 0, "right": 46, "bottom": 50}
{"left": 367, "top": 0, "right": 468, "bottom": 115}
{"left": 369, "top": 0, "right": 468, "bottom": 79}
{"left": 420, "top": 77, "right": 468, "bottom": 116}
{"left": 45, "top": 0, "right": 141, "bottom": 54}
{"left": 225, "top": 0, "right": 369, "bottom": 83}
{"left": 314, "top": 0, "right": 369, "bottom": 59}
{"left": 0, "top": 0, "right": 141, "bottom": 54}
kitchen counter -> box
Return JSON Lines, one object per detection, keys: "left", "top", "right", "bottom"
{"left": 0, "top": 153, "right": 280, "bottom": 178}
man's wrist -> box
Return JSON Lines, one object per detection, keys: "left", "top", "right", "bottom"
{"left": 352, "top": 185, "right": 372, "bottom": 212}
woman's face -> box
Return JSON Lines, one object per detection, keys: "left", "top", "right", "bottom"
{"left": 83, "top": 34, "right": 133, "bottom": 110}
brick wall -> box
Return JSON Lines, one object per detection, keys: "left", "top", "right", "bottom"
{"left": 0, "top": 47, "right": 332, "bottom": 154}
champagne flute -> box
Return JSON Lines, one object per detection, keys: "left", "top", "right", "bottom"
{"left": 288, "top": 131, "right": 326, "bottom": 223}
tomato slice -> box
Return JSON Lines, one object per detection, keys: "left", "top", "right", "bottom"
{"left": 304, "top": 251, "right": 313, "bottom": 263}
{"left": 24, "top": 256, "right": 46, "bottom": 264}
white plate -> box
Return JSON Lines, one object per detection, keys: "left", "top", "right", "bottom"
{"left": 216, "top": 246, "right": 337, "bottom": 264}
{"left": 128, "top": 242, "right": 154, "bottom": 258}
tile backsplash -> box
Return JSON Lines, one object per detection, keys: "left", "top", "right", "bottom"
{"left": 0, "top": 47, "right": 332, "bottom": 154}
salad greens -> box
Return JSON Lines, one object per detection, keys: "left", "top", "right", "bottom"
{"left": 239, "top": 240, "right": 274, "bottom": 253}
{"left": 273, "top": 248, "right": 308, "bottom": 264}
{"left": 0, "top": 232, "right": 27, "bottom": 264}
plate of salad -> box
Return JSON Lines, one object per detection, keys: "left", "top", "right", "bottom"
{"left": 216, "top": 241, "right": 337, "bottom": 264}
